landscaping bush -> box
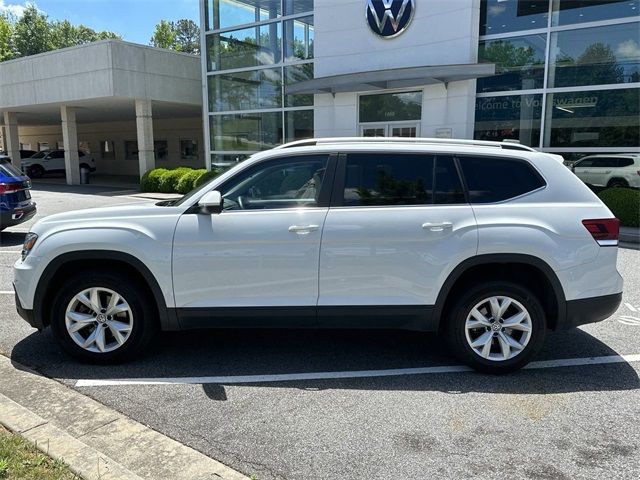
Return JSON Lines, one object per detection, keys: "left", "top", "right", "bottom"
{"left": 140, "top": 168, "right": 169, "bottom": 192}
{"left": 157, "top": 167, "right": 193, "bottom": 193}
{"left": 193, "top": 168, "right": 221, "bottom": 188}
{"left": 598, "top": 187, "right": 640, "bottom": 227}
{"left": 176, "top": 169, "right": 206, "bottom": 194}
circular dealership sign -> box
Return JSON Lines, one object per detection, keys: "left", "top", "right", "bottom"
{"left": 366, "top": 0, "right": 415, "bottom": 38}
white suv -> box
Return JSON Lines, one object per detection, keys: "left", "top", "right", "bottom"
{"left": 21, "top": 150, "right": 96, "bottom": 178}
{"left": 571, "top": 154, "right": 640, "bottom": 189}
{"left": 13, "top": 138, "right": 623, "bottom": 373}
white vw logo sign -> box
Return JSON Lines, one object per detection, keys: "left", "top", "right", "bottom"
{"left": 366, "top": 0, "right": 415, "bottom": 38}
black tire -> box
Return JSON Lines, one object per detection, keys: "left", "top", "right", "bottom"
{"left": 50, "top": 270, "right": 157, "bottom": 364}
{"left": 29, "top": 165, "right": 44, "bottom": 178}
{"left": 445, "top": 281, "right": 546, "bottom": 374}
{"left": 607, "top": 178, "right": 628, "bottom": 188}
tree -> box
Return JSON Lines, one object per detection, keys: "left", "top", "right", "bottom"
{"left": 150, "top": 20, "right": 178, "bottom": 50}
{"left": 12, "top": 4, "right": 52, "bottom": 57}
{"left": 0, "top": 13, "right": 14, "bottom": 61}
{"left": 150, "top": 19, "right": 200, "bottom": 55}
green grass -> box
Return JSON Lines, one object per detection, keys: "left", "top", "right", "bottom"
{"left": 0, "top": 426, "right": 79, "bottom": 480}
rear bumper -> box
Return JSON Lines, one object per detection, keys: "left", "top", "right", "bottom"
{"left": 0, "top": 202, "right": 36, "bottom": 228}
{"left": 14, "top": 285, "right": 42, "bottom": 330}
{"left": 562, "top": 292, "right": 622, "bottom": 330}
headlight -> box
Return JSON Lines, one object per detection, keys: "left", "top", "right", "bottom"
{"left": 21, "top": 233, "right": 38, "bottom": 261}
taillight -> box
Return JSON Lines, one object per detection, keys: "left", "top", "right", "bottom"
{"left": 582, "top": 218, "right": 620, "bottom": 246}
{"left": 0, "top": 182, "right": 21, "bottom": 194}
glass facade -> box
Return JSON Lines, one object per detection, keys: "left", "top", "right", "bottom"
{"left": 477, "top": 0, "right": 640, "bottom": 157}
{"left": 204, "top": 0, "right": 314, "bottom": 165}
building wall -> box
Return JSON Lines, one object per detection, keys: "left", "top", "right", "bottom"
{"left": 15, "top": 117, "right": 204, "bottom": 175}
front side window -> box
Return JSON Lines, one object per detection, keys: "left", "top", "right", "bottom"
{"left": 459, "top": 155, "right": 546, "bottom": 203}
{"left": 342, "top": 153, "right": 465, "bottom": 207}
{"left": 219, "top": 155, "right": 329, "bottom": 210}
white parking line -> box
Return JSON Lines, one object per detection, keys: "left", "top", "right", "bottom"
{"left": 75, "top": 353, "right": 640, "bottom": 387}
{"left": 0, "top": 251, "right": 21, "bottom": 253}
{"left": 0, "top": 291, "right": 13, "bottom": 295}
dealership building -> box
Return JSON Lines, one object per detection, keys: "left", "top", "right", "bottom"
{"left": 2, "top": 0, "right": 639, "bottom": 183}
{"left": 201, "top": 0, "right": 640, "bottom": 167}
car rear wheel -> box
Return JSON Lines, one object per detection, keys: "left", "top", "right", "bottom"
{"left": 28, "top": 165, "right": 44, "bottom": 178}
{"left": 50, "top": 271, "right": 157, "bottom": 363}
{"left": 607, "top": 178, "right": 628, "bottom": 188}
{"left": 445, "top": 281, "right": 546, "bottom": 374}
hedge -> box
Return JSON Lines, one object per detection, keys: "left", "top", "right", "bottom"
{"left": 140, "top": 167, "right": 223, "bottom": 194}
{"left": 598, "top": 187, "right": 640, "bottom": 227}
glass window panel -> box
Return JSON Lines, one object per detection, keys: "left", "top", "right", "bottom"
{"left": 284, "top": 0, "right": 314, "bottom": 15}
{"left": 154, "top": 141, "right": 168, "bottom": 161}
{"left": 207, "top": 23, "right": 282, "bottom": 71}
{"left": 480, "top": 0, "right": 550, "bottom": 36}
{"left": 552, "top": 0, "right": 640, "bottom": 26}
{"left": 545, "top": 88, "right": 640, "bottom": 148}
{"left": 549, "top": 22, "right": 640, "bottom": 88}
{"left": 285, "top": 63, "right": 314, "bottom": 107}
{"left": 284, "top": 16, "right": 314, "bottom": 61}
{"left": 100, "top": 140, "right": 115, "bottom": 160}
{"left": 474, "top": 94, "right": 542, "bottom": 146}
{"left": 181, "top": 140, "right": 199, "bottom": 160}
{"left": 207, "top": 0, "right": 281, "bottom": 31}
{"left": 477, "top": 34, "right": 546, "bottom": 92}
{"left": 124, "top": 141, "right": 138, "bottom": 161}
{"left": 434, "top": 156, "right": 466, "bottom": 205}
{"left": 209, "top": 68, "right": 282, "bottom": 111}
{"left": 285, "top": 110, "right": 314, "bottom": 141}
{"left": 359, "top": 91, "right": 422, "bottom": 123}
{"left": 210, "top": 112, "right": 283, "bottom": 151}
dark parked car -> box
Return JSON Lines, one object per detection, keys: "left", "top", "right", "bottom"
{"left": 0, "top": 157, "right": 36, "bottom": 231}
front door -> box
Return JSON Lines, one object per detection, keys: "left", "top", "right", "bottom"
{"left": 172, "top": 154, "right": 333, "bottom": 325}
{"left": 319, "top": 152, "right": 477, "bottom": 315}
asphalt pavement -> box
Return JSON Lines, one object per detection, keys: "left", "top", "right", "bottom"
{"left": 1, "top": 184, "right": 639, "bottom": 480}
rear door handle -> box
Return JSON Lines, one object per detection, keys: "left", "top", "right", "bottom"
{"left": 289, "top": 224, "right": 320, "bottom": 234}
{"left": 422, "top": 222, "right": 453, "bottom": 232}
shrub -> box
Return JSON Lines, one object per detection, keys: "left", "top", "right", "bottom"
{"left": 193, "top": 168, "right": 221, "bottom": 188}
{"left": 598, "top": 187, "right": 640, "bottom": 227}
{"left": 158, "top": 167, "right": 193, "bottom": 193}
{"left": 176, "top": 169, "right": 206, "bottom": 194}
{"left": 140, "top": 168, "right": 169, "bottom": 192}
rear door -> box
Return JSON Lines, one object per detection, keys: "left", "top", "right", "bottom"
{"left": 47, "top": 151, "right": 65, "bottom": 172}
{"left": 318, "top": 152, "right": 477, "bottom": 325}
{"left": 589, "top": 157, "right": 618, "bottom": 186}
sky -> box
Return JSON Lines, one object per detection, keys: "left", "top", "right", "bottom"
{"left": 0, "top": 0, "right": 200, "bottom": 45}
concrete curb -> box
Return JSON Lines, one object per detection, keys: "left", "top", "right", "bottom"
{"left": 0, "top": 355, "right": 248, "bottom": 480}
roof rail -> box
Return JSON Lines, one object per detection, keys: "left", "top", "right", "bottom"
{"left": 275, "top": 137, "right": 536, "bottom": 151}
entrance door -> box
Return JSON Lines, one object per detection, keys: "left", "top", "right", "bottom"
{"left": 360, "top": 123, "right": 420, "bottom": 138}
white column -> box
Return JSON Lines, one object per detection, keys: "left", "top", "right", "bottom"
{"left": 61, "top": 106, "right": 80, "bottom": 185}
{"left": 135, "top": 99, "right": 155, "bottom": 177}
{"left": 3, "top": 112, "right": 21, "bottom": 169}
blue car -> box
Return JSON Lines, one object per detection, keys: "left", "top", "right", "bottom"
{"left": 0, "top": 156, "right": 36, "bottom": 231}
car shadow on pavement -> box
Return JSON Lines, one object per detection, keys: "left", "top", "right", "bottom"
{"left": 9, "top": 326, "right": 639, "bottom": 400}
{"left": 0, "top": 232, "right": 26, "bottom": 247}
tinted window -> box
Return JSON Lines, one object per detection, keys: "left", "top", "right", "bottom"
{"left": 592, "top": 158, "right": 618, "bottom": 168}
{"left": 0, "top": 160, "right": 24, "bottom": 177}
{"left": 575, "top": 158, "right": 594, "bottom": 167}
{"left": 343, "top": 154, "right": 464, "bottom": 206}
{"left": 49, "top": 151, "right": 64, "bottom": 159}
{"left": 618, "top": 158, "right": 634, "bottom": 167}
{"left": 219, "top": 155, "right": 328, "bottom": 210}
{"left": 459, "top": 156, "right": 545, "bottom": 203}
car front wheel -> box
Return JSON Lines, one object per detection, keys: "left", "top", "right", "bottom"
{"left": 50, "top": 271, "right": 156, "bottom": 363}
{"left": 446, "top": 281, "right": 546, "bottom": 374}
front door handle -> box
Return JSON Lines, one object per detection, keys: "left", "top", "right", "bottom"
{"left": 422, "top": 222, "right": 453, "bottom": 232}
{"left": 289, "top": 224, "right": 320, "bottom": 234}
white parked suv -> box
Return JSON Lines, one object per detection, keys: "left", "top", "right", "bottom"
{"left": 571, "top": 154, "right": 640, "bottom": 189}
{"left": 13, "top": 138, "right": 623, "bottom": 373}
{"left": 21, "top": 149, "right": 96, "bottom": 178}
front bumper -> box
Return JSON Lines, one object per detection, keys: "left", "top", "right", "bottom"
{"left": 563, "top": 292, "right": 622, "bottom": 330}
{"left": 14, "top": 285, "right": 42, "bottom": 330}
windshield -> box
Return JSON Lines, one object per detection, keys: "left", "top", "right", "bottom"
{"left": 0, "top": 159, "right": 25, "bottom": 178}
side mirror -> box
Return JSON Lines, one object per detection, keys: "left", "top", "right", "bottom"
{"left": 198, "top": 190, "right": 223, "bottom": 214}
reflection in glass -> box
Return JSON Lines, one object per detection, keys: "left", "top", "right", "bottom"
{"left": 480, "top": 0, "right": 549, "bottom": 36}
{"left": 545, "top": 88, "right": 640, "bottom": 147}
{"left": 474, "top": 94, "right": 543, "bottom": 146}
{"left": 210, "top": 112, "right": 283, "bottom": 151}
{"left": 549, "top": 23, "right": 640, "bottom": 88}
{"left": 359, "top": 91, "right": 423, "bottom": 123}
{"left": 180, "top": 140, "right": 199, "bottom": 160}
{"left": 208, "top": 68, "right": 282, "bottom": 111}
{"left": 212, "top": 153, "right": 251, "bottom": 165}
{"left": 552, "top": 0, "right": 640, "bottom": 26}
{"left": 285, "top": 64, "right": 314, "bottom": 107}
{"left": 285, "top": 110, "right": 314, "bottom": 141}
{"left": 207, "top": 23, "right": 282, "bottom": 71}
{"left": 284, "top": 16, "right": 314, "bottom": 62}
{"left": 206, "top": 0, "right": 282, "bottom": 31}
{"left": 478, "top": 34, "right": 546, "bottom": 92}
{"left": 284, "top": 0, "right": 314, "bottom": 15}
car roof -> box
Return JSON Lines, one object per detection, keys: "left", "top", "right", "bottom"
{"left": 578, "top": 154, "right": 640, "bottom": 159}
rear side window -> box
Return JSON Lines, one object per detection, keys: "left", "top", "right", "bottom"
{"left": 459, "top": 156, "right": 545, "bottom": 203}
{"left": 592, "top": 158, "right": 618, "bottom": 168}
{"left": 0, "top": 160, "right": 24, "bottom": 177}
{"left": 343, "top": 153, "right": 465, "bottom": 206}
{"left": 618, "top": 158, "right": 634, "bottom": 167}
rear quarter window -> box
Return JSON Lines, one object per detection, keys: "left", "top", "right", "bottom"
{"left": 459, "top": 155, "right": 546, "bottom": 203}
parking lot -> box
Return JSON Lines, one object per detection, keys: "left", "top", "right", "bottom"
{"left": 1, "top": 184, "right": 639, "bottom": 480}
